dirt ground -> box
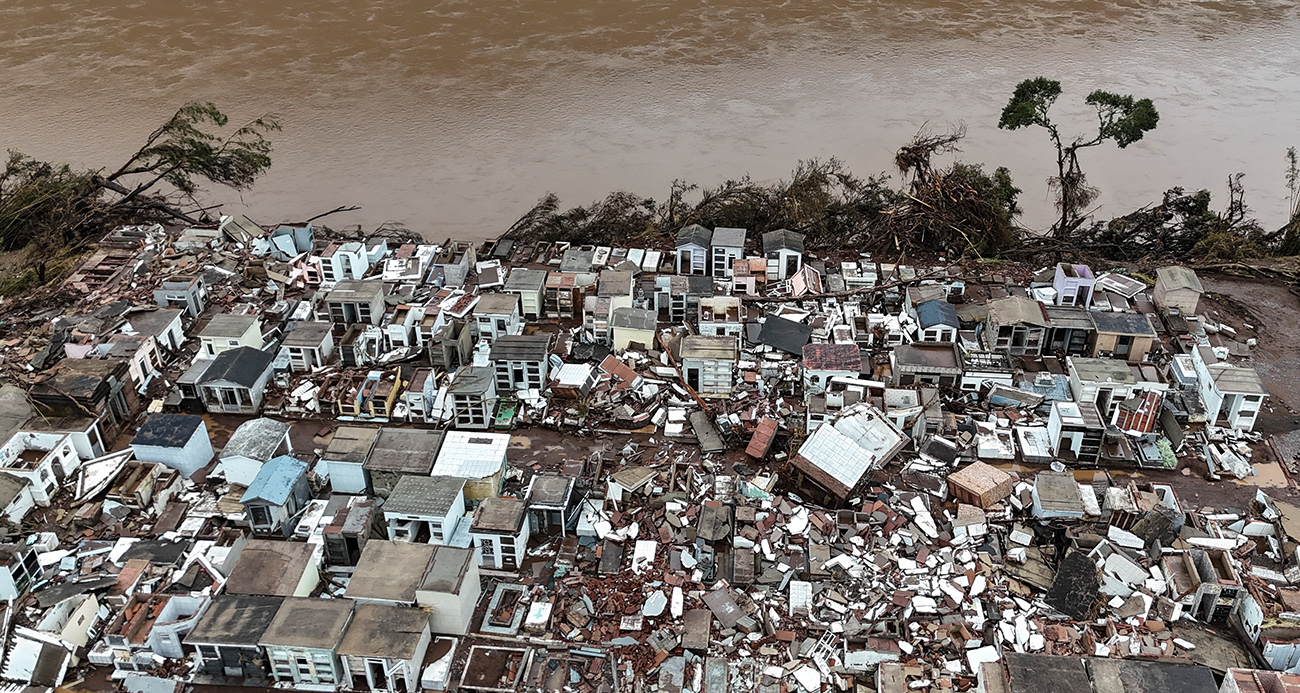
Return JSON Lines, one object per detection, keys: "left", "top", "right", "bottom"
{"left": 1198, "top": 275, "right": 1300, "bottom": 426}
{"left": 1198, "top": 275, "right": 1300, "bottom": 470}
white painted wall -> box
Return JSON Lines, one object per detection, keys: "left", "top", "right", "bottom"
{"left": 131, "top": 425, "right": 214, "bottom": 478}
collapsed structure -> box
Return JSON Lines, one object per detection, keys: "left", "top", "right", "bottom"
{"left": 0, "top": 217, "right": 1293, "bottom": 692}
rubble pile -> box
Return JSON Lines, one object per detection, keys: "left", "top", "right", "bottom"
{"left": 0, "top": 218, "right": 1291, "bottom": 693}
{"left": 528, "top": 452, "right": 1300, "bottom": 693}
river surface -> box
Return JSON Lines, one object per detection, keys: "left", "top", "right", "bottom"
{"left": 2, "top": 0, "right": 1299, "bottom": 240}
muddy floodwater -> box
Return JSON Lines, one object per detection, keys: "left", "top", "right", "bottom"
{"left": 2, "top": 0, "right": 1299, "bottom": 238}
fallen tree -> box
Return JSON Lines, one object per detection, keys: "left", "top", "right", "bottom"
{"left": 1, "top": 102, "right": 279, "bottom": 287}
{"left": 503, "top": 128, "right": 1025, "bottom": 259}
{"left": 1007, "top": 174, "right": 1281, "bottom": 265}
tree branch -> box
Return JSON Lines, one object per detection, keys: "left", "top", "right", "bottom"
{"left": 305, "top": 205, "right": 362, "bottom": 224}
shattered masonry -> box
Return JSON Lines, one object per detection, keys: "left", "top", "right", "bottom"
{"left": 0, "top": 217, "right": 1295, "bottom": 693}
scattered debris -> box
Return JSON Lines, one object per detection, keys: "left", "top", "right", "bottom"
{"left": 0, "top": 220, "right": 1290, "bottom": 692}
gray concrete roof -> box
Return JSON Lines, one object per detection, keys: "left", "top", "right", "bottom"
{"left": 323, "top": 426, "right": 380, "bottom": 464}
{"left": 1034, "top": 471, "right": 1085, "bottom": 512}
{"left": 502, "top": 268, "right": 547, "bottom": 292}
{"left": 365, "top": 428, "right": 444, "bottom": 474}
{"left": 472, "top": 496, "right": 528, "bottom": 533}
{"left": 987, "top": 296, "right": 1048, "bottom": 327}
{"left": 347, "top": 541, "right": 435, "bottom": 603}
{"left": 223, "top": 540, "right": 316, "bottom": 597}
{"left": 559, "top": 248, "right": 596, "bottom": 273}
{"left": 132, "top": 414, "right": 204, "bottom": 449}
{"left": 1207, "top": 363, "right": 1268, "bottom": 395}
{"left": 0, "top": 473, "right": 30, "bottom": 511}
{"left": 762, "top": 229, "right": 803, "bottom": 254}
{"left": 610, "top": 307, "right": 656, "bottom": 331}
{"left": 490, "top": 334, "right": 552, "bottom": 362}
{"left": 199, "top": 314, "right": 258, "bottom": 339}
{"left": 1068, "top": 356, "right": 1137, "bottom": 384}
{"left": 219, "top": 418, "right": 290, "bottom": 461}
{"left": 185, "top": 595, "right": 284, "bottom": 646}
{"left": 676, "top": 224, "right": 712, "bottom": 249}
{"left": 260, "top": 597, "right": 354, "bottom": 650}
{"left": 1090, "top": 310, "right": 1156, "bottom": 337}
{"left": 1043, "top": 305, "right": 1095, "bottom": 330}
{"left": 197, "top": 347, "right": 274, "bottom": 388}
{"left": 1156, "top": 265, "right": 1203, "bottom": 293}
{"left": 337, "top": 603, "right": 430, "bottom": 659}
{"left": 528, "top": 475, "right": 574, "bottom": 508}
{"left": 123, "top": 308, "right": 183, "bottom": 337}
{"left": 711, "top": 227, "right": 747, "bottom": 248}
{"left": 384, "top": 476, "right": 465, "bottom": 517}
{"left": 419, "top": 546, "right": 474, "bottom": 594}
{"left": 473, "top": 293, "right": 520, "bottom": 316}
{"left": 447, "top": 366, "right": 495, "bottom": 394}
{"left": 322, "top": 279, "right": 385, "bottom": 301}
{"left": 893, "top": 342, "right": 961, "bottom": 370}
{"left": 680, "top": 335, "right": 738, "bottom": 361}
{"left": 282, "top": 321, "right": 333, "bottom": 347}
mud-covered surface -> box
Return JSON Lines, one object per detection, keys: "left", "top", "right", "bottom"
{"left": 1199, "top": 276, "right": 1300, "bottom": 424}
{"left": 1199, "top": 275, "right": 1300, "bottom": 471}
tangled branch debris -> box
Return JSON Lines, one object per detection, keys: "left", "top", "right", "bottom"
{"left": 1, "top": 101, "right": 279, "bottom": 292}
{"left": 504, "top": 128, "right": 1024, "bottom": 260}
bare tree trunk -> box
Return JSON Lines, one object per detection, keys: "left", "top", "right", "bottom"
{"left": 90, "top": 175, "right": 201, "bottom": 225}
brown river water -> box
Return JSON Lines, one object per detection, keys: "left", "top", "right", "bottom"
{"left": 2, "top": 0, "right": 1299, "bottom": 240}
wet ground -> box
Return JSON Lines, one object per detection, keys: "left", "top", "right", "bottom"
{"left": 1198, "top": 275, "right": 1300, "bottom": 472}
{"left": 1198, "top": 275, "right": 1300, "bottom": 429}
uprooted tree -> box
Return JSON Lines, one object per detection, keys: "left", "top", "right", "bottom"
{"left": 8, "top": 91, "right": 1291, "bottom": 294}
{"left": 0, "top": 102, "right": 279, "bottom": 286}
{"left": 1069, "top": 174, "right": 1271, "bottom": 261}
{"left": 502, "top": 127, "right": 1023, "bottom": 259}
{"left": 998, "top": 77, "right": 1159, "bottom": 238}
{"left": 886, "top": 126, "right": 1022, "bottom": 257}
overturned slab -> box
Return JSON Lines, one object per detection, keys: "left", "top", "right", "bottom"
{"left": 682, "top": 609, "right": 713, "bottom": 651}
{"left": 1045, "top": 551, "right": 1100, "bottom": 621}
{"left": 948, "top": 461, "right": 1015, "bottom": 509}
{"left": 701, "top": 587, "right": 743, "bottom": 630}
{"left": 689, "top": 410, "right": 726, "bottom": 454}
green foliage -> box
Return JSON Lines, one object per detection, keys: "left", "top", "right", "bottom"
{"left": 1287, "top": 147, "right": 1300, "bottom": 217}
{"left": 1156, "top": 438, "right": 1177, "bottom": 470}
{"left": 1277, "top": 221, "right": 1300, "bottom": 256}
{"left": 0, "top": 250, "right": 85, "bottom": 297}
{"left": 1, "top": 101, "right": 278, "bottom": 291}
{"left": 905, "top": 162, "right": 1022, "bottom": 256}
{"left": 0, "top": 152, "right": 98, "bottom": 251}
{"left": 1191, "top": 230, "right": 1267, "bottom": 260}
{"left": 998, "top": 77, "right": 1159, "bottom": 236}
{"left": 997, "top": 77, "right": 1062, "bottom": 131}
{"left": 1084, "top": 91, "right": 1159, "bottom": 148}
{"left": 505, "top": 144, "right": 1024, "bottom": 261}
{"left": 1280, "top": 146, "right": 1300, "bottom": 257}
{"left": 971, "top": 165, "right": 1021, "bottom": 222}
{"left": 676, "top": 159, "right": 898, "bottom": 247}
{"left": 1083, "top": 175, "right": 1270, "bottom": 261}
{"left": 107, "top": 101, "right": 281, "bottom": 198}
{"left": 998, "top": 78, "right": 1159, "bottom": 148}
{"left": 506, "top": 158, "right": 900, "bottom": 250}
{"left": 0, "top": 265, "right": 40, "bottom": 297}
